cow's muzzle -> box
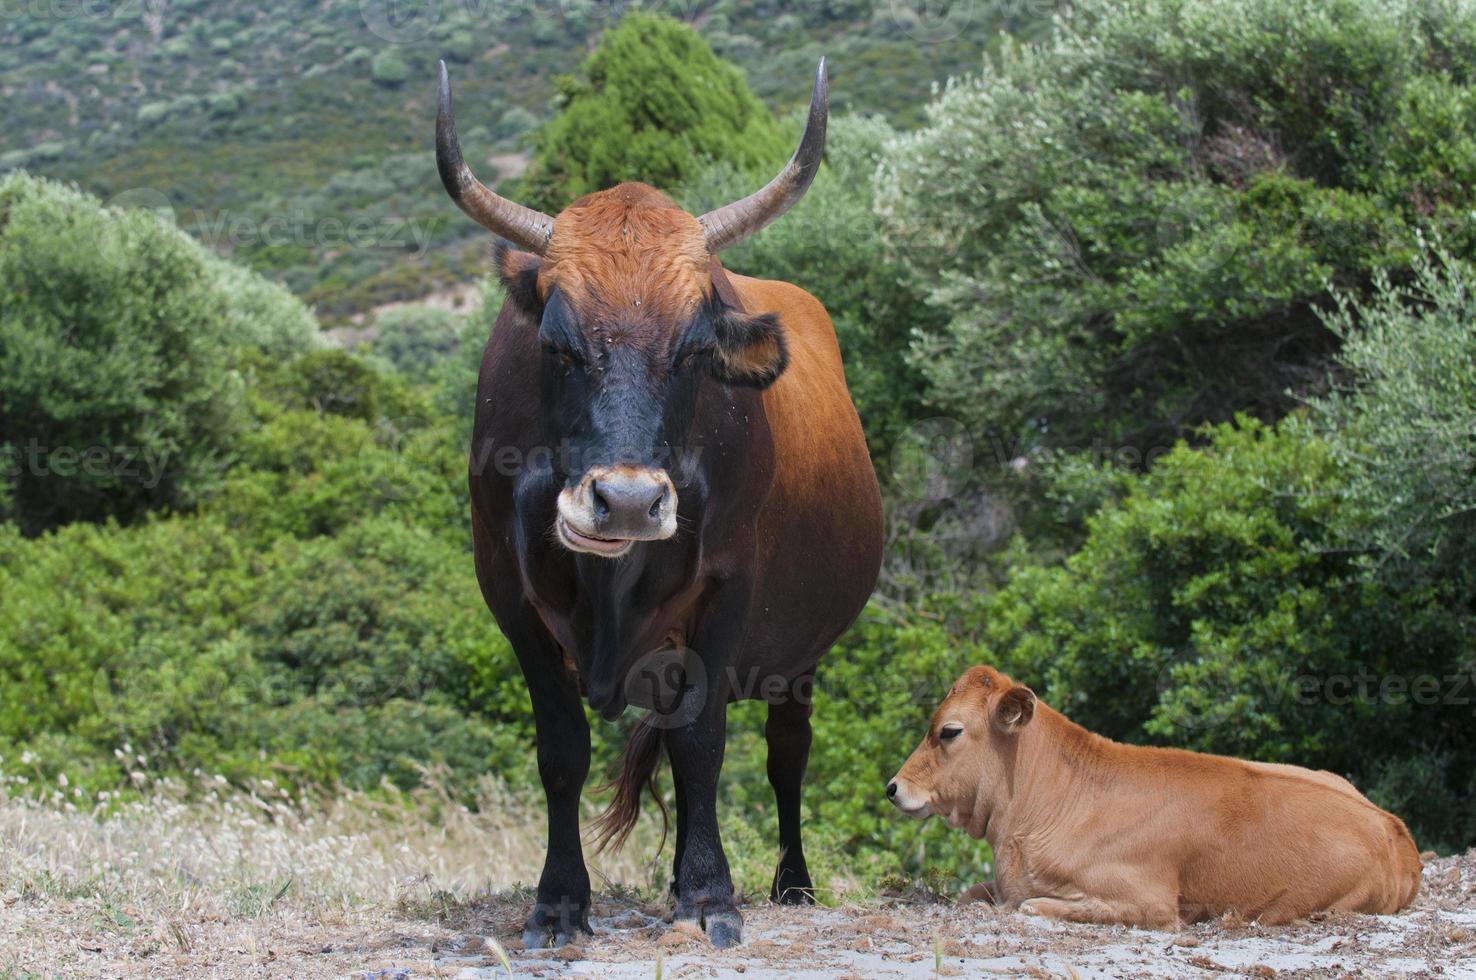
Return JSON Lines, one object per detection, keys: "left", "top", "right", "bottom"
{"left": 556, "top": 466, "right": 677, "bottom": 557}
{"left": 886, "top": 776, "right": 932, "bottom": 819}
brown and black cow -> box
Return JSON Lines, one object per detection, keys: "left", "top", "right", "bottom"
{"left": 436, "top": 59, "right": 883, "bottom": 948}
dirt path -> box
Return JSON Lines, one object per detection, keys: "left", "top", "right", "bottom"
{"left": 436, "top": 853, "right": 1476, "bottom": 979}
{"left": 4, "top": 853, "right": 1472, "bottom": 977}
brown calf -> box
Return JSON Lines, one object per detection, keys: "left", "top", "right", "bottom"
{"left": 888, "top": 665, "right": 1422, "bottom": 928}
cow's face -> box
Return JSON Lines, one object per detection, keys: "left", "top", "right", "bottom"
{"left": 886, "top": 665, "right": 1037, "bottom": 840}
{"left": 497, "top": 184, "right": 788, "bottom": 558}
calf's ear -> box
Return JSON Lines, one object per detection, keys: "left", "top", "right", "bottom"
{"left": 993, "top": 685, "right": 1036, "bottom": 734}
{"left": 712, "top": 309, "right": 788, "bottom": 389}
{"left": 495, "top": 241, "right": 544, "bottom": 319}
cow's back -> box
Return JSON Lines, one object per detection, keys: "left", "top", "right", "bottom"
{"left": 728, "top": 273, "right": 883, "bottom": 672}
{"left": 1176, "top": 757, "right": 1422, "bottom": 922}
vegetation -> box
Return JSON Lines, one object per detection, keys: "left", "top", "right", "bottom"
{"left": 0, "top": 1, "right": 1034, "bottom": 320}
{"left": 880, "top": 0, "right": 1475, "bottom": 456}
{"left": 523, "top": 13, "right": 786, "bottom": 209}
{"left": 0, "top": 173, "right": 319, "bottom": 534}
{"left": 1, "top": 0, "right": 1475, "bottom": 910}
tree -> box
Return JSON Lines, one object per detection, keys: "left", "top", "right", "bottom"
{"left": 522, "top": 12, "right": 786, "bottom": 209}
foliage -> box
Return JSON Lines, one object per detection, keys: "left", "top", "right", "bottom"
{"left": 879, "top": 0, "right": 1476, "bottom": 457}
{"left": 367, "top": 305, "right": 470, "bottom": 383}
{"left": 0, "top": 173, "right": 319, "bottom": 534}
{"left": 976, "top": 415, "right": 1475, "bottom": 851}
{"left": 369, "top": 50, "right": 410, "bottom": 87}
{"left": 523, "top": 13, "right": 785, "bottom": 209}
{"left": 0, "top": 513, "right": 530, "bottom": 796}
{"left": 1307, "top": 248, "right": 1476, "bottom": 592}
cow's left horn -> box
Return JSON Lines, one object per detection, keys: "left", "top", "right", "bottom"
{"left": 436, "top": 61, "right": 554, "bottom": 254}
{"left": 698, "top": 57, "right": 829, "bottom": 254}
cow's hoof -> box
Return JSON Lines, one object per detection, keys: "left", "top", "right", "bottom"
{"left": 522, "top": 924, "right": 586, "bottom": 950}
{"left": 770, "top": 872, "right": 815, "bottom": 905}
{"left": 521, "top": 910, "right": 589, "bottom": 950}
{"left": 704, "top": 909, "right": 744, "bottom": 949}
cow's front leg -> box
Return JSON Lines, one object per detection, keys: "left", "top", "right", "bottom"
{"left": 666, "top": 690, "right": 741, "bottom": 948}
{"left": 522, "top": 667, "right": 593, "bottom": 948}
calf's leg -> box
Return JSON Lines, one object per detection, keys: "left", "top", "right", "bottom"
{"left": 1018, "top": 894, "right": 1180, "bottom": 930}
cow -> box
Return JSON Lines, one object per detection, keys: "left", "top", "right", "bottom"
{"left": 888, "top": 665, "right": 1422, "bottom": 929}
{"left": 436, "top": 59, "right": 884, "bottom": 949}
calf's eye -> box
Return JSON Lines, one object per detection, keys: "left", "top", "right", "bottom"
{"left": 939, "top": 724, "right": 964, "bottom": 742}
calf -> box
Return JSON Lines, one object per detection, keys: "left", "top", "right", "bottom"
{"left": 888, "top": 665, "right": 1422, "bottom": 928}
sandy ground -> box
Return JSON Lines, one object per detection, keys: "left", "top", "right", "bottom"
{"left": 6, "top": 851, "right": 1472, "bottom": 978}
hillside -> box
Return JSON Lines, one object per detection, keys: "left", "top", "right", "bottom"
{"left": 0, "top": 0, "right": 1048, "bottom": 320}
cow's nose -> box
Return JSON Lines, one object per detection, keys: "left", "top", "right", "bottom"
{"left": 886, "top": 780, "right": 898, "bottom": 800}
{"left": 591, "top": 470, "right": 671, "bottom": 537}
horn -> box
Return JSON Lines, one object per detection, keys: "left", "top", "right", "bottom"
{"left": 697, "top": 57, "right": 829, "bottom": 254}
{"left": 436, "top": 60, "right": 554, "bottom": 254}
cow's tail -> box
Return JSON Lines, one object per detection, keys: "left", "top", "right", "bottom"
{"left": 590, "top": 712, "right": 668, "bottom": 854}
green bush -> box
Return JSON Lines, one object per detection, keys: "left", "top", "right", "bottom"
{"left": 976, "top": 415, "right": 1475, "bottom": 851}
{"left": 0, "top": 173, "right": 319, "bottom": 534}
{"left": 0, "top": 514, "right": 529, "bottom": 796}
{"left": 370, "top": 49, "right": 410, "bottom": 87}
{"left": 367, "top": 305, "right": 468, "bottom": 382}
{"left": 879, "top": 0, "right": 1476, "bottom": 456}
{"left": 522, "top": 12, "right": 786, "bottom": 208}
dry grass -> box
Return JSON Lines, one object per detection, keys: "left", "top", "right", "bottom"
{"left": 0, "top": 760, "right": 663, "bottom": 978}
{"left": 5, "top": 757, "right": 1471, "bottom": 979}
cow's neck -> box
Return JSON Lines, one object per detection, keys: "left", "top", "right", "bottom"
{"left": 980, "top": 705, "right": 1108, "bottom": 850}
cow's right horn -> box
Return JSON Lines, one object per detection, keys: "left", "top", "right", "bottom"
{"left": 436, "top": 61, "right": 555, "bottom": 254}
{"left": 697, "top": 57, "right": 829, "bottom": 254}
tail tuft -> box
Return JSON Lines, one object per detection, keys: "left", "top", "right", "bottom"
{"left": 590, "top": 712, "right": 667, "bottom": 854}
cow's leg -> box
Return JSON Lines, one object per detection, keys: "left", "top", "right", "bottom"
{"left": 518, "top": 652, "right": 593, "bottom": 949}
{"left": 666, "top": 691, "right": 741, "bottom": 948}
{"left": 765, "top": 695, "right": 815, "bottom": 904}
{"left": 667, "top": 745, "right": 688, "bottom": 900}
{"left": 1018, "top": 895, "right": 1180, "bottom": 930}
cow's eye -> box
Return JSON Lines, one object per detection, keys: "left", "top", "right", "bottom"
{"left": 939, "top": 724, "right": 964, "bottom": 742}
{"left": 544, "top": 345, "right": 579, "bottom": 376}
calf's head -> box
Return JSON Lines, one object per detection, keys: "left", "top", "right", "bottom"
{"left": 437, "top": 59, "right": 827, "bottom": 557}
{"left": 886, "top": 665, "right": 1037, "bottom": 839}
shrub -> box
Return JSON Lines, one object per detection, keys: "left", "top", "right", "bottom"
{"left": 522, "top": 12, "right": 786, "bottom": 208}
{"left": 977, "top": 416, "right": 1475, "bottom": 851}
{"left": 0, "top": 173, "right": 319, "bottom": 534}
{"left": 879, "top": 0, "right": 1476, "bottom": 457}
{"left": 368, "top": 305, "right": 467, "bottom": 382}
{"left": 0, "top": 510, "right": 529, "bottom": 797}
{"left": 370, "top": 49, "right": 410, "bottom": 87}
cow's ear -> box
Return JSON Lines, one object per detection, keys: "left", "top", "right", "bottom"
{"left": 993, "top": 686, "right": 1036, "bottom": 734}
{"left": 712, "top": 308, "right": 788, "bottom": 389}
{"left": 495, "top": 240, "right": 544, "bottom": 319}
